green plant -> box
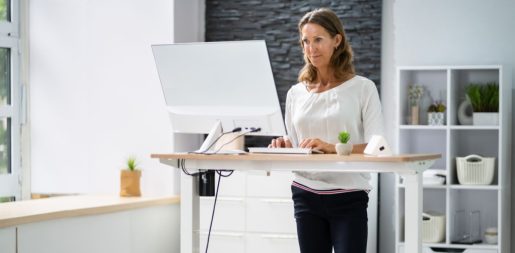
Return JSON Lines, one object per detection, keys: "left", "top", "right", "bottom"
{"left": 408, "top": 85, "right": 424, "bottom": 106}
{"left": 338, "top": 131, "right": 350, "bottom": 144}
{"left": 126, "top": 156, "right": 139, "bottom": 171}
{"left": 466, "top": 82, "right": 499, "bottom": 112}
{"left": 427, "top": 100, "right": 446, "bottom": 113}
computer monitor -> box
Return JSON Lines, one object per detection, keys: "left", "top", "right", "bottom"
{"left": 152, "top": 40, "right": 286, "bottom": 152}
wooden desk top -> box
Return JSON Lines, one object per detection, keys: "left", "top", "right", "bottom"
{"left": 151, "top": 153, "right": 441, "bottom": 163}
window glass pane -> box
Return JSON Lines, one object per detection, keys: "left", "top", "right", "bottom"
{"left": 0, "top": 48, "right": 10, "bottom": 105}
{"left": 0, "top": 118, "right": 10, "bottom": 174}
{"left": 0, "top": 196, "right": 14, "bottom": 203}
{"left": 0, "top": 0, "right": 10, "bottom": 22}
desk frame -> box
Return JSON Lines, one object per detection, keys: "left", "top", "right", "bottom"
{"left": 152, "top": 153, "right": 440, "bottom": 253}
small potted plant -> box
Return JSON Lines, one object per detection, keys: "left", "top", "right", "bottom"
{"left": 466, "top": 82, "right": 499, "bottom": 126}
{"left": 427, "top": 100, "right": 446, "bottom": 126}
{"left": 335, "top": 131, "right": 352, "bottom": 155}
{"left": 120, "top": 156, "right": 142, "bottom": 197}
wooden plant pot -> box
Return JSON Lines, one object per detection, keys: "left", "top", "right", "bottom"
{"left": 120, "top": 170, "right": 141, "bottom": 197}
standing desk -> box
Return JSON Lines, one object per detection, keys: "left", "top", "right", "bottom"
{"left": 151, "top": 153, "right": 441, "bottom": 253}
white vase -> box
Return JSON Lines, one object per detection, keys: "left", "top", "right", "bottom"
{"left": 457, "top": 100, "right": 473, "bottom": 125}
{"left": 335, "top": 143, "right": 353, "bottom": 155}
{"left": 427, "top": 112, "right": 445, "bottom": 126}
{"left": 473, "top": 112, "right": 499, "bottom": 126}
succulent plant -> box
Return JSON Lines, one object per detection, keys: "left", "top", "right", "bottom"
{"left": 427, "top": 101, "right": 446, "bottom": 113}
{"left": 127, "top": 156, "right": 139, "bottom": 171}
{"left": 338, "top": 131, "right": 350, "bottom": 144}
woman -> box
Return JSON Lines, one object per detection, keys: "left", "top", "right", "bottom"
{"left": 269, "top": 8, "right": 383, "bottom": 253}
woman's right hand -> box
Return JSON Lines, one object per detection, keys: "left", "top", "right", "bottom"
{"left": 268, "top": 136, "right": 293, "bottom": 148}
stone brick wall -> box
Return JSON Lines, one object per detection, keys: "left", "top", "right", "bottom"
{"left": 206, "top": 0, "right": 381, "bottom": 145}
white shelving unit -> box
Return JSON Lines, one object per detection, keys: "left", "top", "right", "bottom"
{"left": 395, "top": 66, "right": 512, "bottom": 253}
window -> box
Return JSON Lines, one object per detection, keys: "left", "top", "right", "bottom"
{"left": 0, "top": 0, "right": 20, "bottom": 202}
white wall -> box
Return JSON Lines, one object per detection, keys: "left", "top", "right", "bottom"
{"left": 380, "top": 1, "right": 515, "bottom": 253}
{"left": 29, "top": 0, "right": 176, "bottom": 195}
{"left": 174, "top": 0, "right": 205, "bottom": 42}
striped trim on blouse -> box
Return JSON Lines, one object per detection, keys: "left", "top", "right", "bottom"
{"left": 292, "top": 181, "right": 370, "bottom": 195}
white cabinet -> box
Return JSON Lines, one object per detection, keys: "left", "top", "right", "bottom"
{"left": 199, "top": 170, "right": 378, "bottom": 253}
{"left": 17, "top": 204, "right": 179, "bottom": 253}
{"left": 245, "top": 198, "right": 296, "bottom": 234}
{"left": 395, "top": 66, "right": 511, "bottom": 253}
{"left": 246, "top": 233, "right": 299, "bottom": 253}
{"left": 0, "top": 227, "right": 16, "bottom": 253}
{"left": 199, "top": 171, "right": 299, "bottom": 253}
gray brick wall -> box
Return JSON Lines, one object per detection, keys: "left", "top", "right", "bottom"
{"left": 206, "top": 0, "right": 381, "bottom": 145}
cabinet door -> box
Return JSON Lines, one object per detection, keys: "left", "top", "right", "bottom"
{"left": 246, "top": 233, "right": 299, "bottom": 253}
{"left": 246, "top": 171, "right": 293, "bottom": 198}
{"left": 0, "top": 227, "right": 16, "bottom": 253}
{"left": 200, "top": 197, "right": 246, "bottom": 231}
{"left": 216, "top": 171, "right": 247, "bottom": 197}
{"left": 246, "top": 198, "right": 296, "bottom": 234}
{"left": 200, "top": 232, "right": 246, "bottom": 253}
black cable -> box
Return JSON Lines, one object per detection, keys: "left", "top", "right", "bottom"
{"left": 193, "top": 127, "right": 242, "bottom": 154}
{"left": 205, "top": 170, "right": 224, "bottom": 253}
{"left": 179, "top": 158, "right": 236, "bottom": 253}
{"left": 211, "top": 127, "right": 261, "bottom": 154}
{"left": 180, "top": 159, "right": 203, "bottom": 176}
{"left": 216, "top": 170, "right": 234, "bottom": 177}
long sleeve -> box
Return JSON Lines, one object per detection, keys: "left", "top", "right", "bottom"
{"left": 361, "top": 82, "right": 384, "bottom": 142}
{"left": 284, "top": 88, "right": 299, "bottom": 147}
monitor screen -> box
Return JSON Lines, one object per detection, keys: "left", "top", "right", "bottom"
{"left": 152, "top": 40, "right": 286, "bottom": 137}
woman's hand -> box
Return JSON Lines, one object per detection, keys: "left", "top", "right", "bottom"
{"left": 299, "top": 138, "right": 336, "bottom": 154}
{"left": 268, "top": 136, "right": 293, "bottom": 148}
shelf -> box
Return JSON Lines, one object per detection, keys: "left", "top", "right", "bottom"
{"left": 399, "top": 125, "right": 500, "bottom": 130}
{"left": 450, "top": 125, "right": 499, "bottom": 130}
{"left": 397, "top": 242, "right": 498, "bottom": 250}
{"left": 398, "top": 184, "right": 447, "bottom": 189}
{"left": 399, "top": 125, "right": 446, "bottom": 130}
{"left": 396, "top": 65, "right": 510, "bottom": 253}
{"left": 449, "top": 185, "right": 499, "bottom": 190}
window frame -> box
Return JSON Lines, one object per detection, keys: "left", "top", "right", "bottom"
{"left": 0, "top": 0, "right": 21, "bottom": 201}
{"left": 0, "top": 0, "right": 19, "bottom": 37}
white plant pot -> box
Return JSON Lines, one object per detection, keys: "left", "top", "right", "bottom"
{"left": 335, "top": 143, "right": 353, "bottom": 156}
{"left": 427, "top": 112, "right": 445, "bottom": 126}
{"left": 473, "top": 112, "right": 499, "bottom": 126}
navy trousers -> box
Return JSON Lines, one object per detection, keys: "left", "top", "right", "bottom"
{"left": 291, "top": 186, "right": 369, "bottom": 253}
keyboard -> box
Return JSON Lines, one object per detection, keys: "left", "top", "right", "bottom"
{"left": 248, "top": 147, "right": 323, "bottom": 154}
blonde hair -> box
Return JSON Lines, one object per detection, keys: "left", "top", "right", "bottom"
{"left": 298, "top": 8, "right": 355, "bottom": 84}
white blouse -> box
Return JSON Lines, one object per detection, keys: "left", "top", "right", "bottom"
{"left": 285, "top": 75, "right": 384, "bottom": 190}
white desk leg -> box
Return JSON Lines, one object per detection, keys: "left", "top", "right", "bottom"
{"left": 181, "top": 172, "right": 200, "bottom": 253}
{"left": 404, "top": 172, "right": 423, "bottom": 253}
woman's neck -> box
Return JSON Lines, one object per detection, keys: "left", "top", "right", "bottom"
{"left": 316, "top": 67, "right": 338, "bottom": 88}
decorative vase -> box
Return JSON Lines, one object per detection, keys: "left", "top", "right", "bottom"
{"left": 427, "top": 112, "right": 445, "bottom": 126}
{"left": 335, "top": 143, "right": 353, "bottom": 155}
{"left": 457, "top": 100, "right": 473, "bottom": 125}
{"left": 473, "top": 112, "right": 499, "bottom": 126}
{"left": 120, "top": 170, "right": 141, "bottom": 197}
{"left": 410, "top": 105, "right": 419, "bottom": 125}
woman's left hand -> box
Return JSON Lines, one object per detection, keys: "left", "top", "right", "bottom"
{"left": 298, "top": 138, "right": 336, "bottom": 154}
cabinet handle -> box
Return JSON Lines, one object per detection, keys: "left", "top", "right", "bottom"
{"left": 201, "top": 197, "right": 244, "bottom": 202}
{"left": 218, "top": 197, "right": 244, "bottom": 202}
{"left": 261, "top": 234, "right": 297, "bottom": 240}
{"left": 260, "top": 199, "right": 292, "bottom": 204}
{"left": 200, "top": 232, "right": 244, "bottom": 238}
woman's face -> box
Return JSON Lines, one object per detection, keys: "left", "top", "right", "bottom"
{"left": 301, "top": 23, "right": 341, "bottom": 70}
